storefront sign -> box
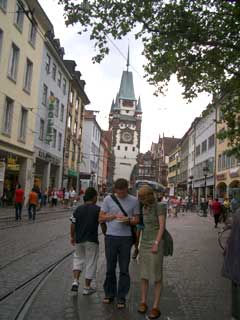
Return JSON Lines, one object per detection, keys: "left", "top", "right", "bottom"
{"left": 7, "top": 158, "right": 20, "bottom": 171}
{"left": 68, "top": 169, "right": 78, "bottom": 177}
{"left": 216, "top": 173, "right": 226, "bottom": 181}
{"left": 45, "top": 95, "right": 55, "bottom": 144}
{"left": 0, "top": 162, "right": 5, "bottom": 181}
{"left": 229, "top": 167, "right": 240, "bottom": 178}
{"left": 38, "top": 150, "right": 60, "bottom": 165}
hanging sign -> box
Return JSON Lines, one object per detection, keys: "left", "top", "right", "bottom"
{"left": 0, "top": 162, "right": 5, "bottom": 181}
{"left": 45, "top": 95, "right": 55, "bottom": 144}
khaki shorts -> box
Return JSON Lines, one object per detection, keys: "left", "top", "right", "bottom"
{"left": 73, "top": 242, "right": 99, "bottom": 280}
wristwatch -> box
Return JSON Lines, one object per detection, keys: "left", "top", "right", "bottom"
{"left": 154, "top": 240, "right": 159, "bottom": 245}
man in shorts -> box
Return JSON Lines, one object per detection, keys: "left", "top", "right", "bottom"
{"left": 70, "top": 187, "right": 100, "bottom": 295}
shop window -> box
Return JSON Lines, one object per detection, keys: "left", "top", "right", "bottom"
{"left": 52, "top": 128, "right": 57, "bottom": 148}
{"left": 60, "top": 104, "right": 64, "bottom": 121}
{"left": 55, "top": 98, "right": 59, "bottom": 117}
{"left": 52, "top": 63, "right": 56, "bottom": 80}
{"left": 2, "top": 96, "right": 13, "bottom": 135}
{"left": 19, "top": 107, "right": 28, "bottom": 141}
{"left": 46, "top": 54, "right": 51, "bottom": 74}
{"left": 14, "top": 1, "right": 24, "bottom": 32}
{"left": 57, "top": 71, "right": 62, "bottom": 88}
{"left": 8, "top": 43, "right": 20, "bottom": 81}
{"left": 28, "top": 22, "right": 36, "bottom": 47}
{"left": 42, "top": 84, "right": 48, "bottom": 106}
{"left": 0, "top": 0, "right": 7, "bottom": 11}
{"left": 23, "top": 58, "right": 33, "bottom": 93}
{"left": 58, "top": 132, "right": 62, "bottom": 151}
{"left": 39, "top": 119, "right": 44, "bottom": 140}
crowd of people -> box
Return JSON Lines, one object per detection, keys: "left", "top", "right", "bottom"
{"left": 12, "top": 184, "right": 83, "bottom": 221}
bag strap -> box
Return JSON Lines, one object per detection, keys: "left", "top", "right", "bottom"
{"left": 111, "top": 194, "right": 128, "bottom": 217}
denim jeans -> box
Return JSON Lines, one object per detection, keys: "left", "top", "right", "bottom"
{"left": 232, "top": 281, "right": 240, "bottom": 320}
{"left": 104, "top": 235, "right": 132, "bottom": 302}
{"left": 28, "top": 204, "right": 36, "bottom": 220}
{"left": 15, "top": 203, "right": 22, "bottom": 220}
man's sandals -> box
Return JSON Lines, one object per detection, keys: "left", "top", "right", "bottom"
{"left": 103, "top": 298, "right": 126, "bottom": 309}
{"left": 102, "top": 297, "right": 114, "bottom": 304}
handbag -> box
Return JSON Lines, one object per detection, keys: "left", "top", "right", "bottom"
{"left": 154, "top": 203, "right": 174, "bottom": 256}
{"left": 111, "top": 194, "right": 137, "bottom": 245}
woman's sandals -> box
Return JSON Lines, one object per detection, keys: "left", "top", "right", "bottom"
{"left": 148, "top": 308, "right": 161, "bottom": 319}
{"left": 138, "top": 302, "right": 148, "bottom": 313}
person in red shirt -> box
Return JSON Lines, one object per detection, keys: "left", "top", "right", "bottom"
{"left": 14, "top": 184, "right": 24, "bottom": 221}
{"left": 211, "top": 198, "right": 222, "bottom": 228}
{"left": 28, "top": 188, "right": 38, "bottom": 221}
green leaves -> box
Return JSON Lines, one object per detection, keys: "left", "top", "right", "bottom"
{"left": 58, "top": 0, "right": 240, "bottom": 156}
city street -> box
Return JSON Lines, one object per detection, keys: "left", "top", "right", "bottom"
{"left": 0, "top": 208, "right": 231, "bottom": 320}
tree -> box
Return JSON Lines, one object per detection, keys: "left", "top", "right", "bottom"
{"left": 59, "top": 0, "right": 240, "bottom": 156}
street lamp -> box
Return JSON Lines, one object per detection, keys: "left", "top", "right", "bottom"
{"left": 203, "top": 166, "right": 209, "bottom": 217}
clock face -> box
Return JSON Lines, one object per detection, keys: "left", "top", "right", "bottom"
{"left": 122, "top": 100, "right": 133, "bottom": 107}
{"left": 122, "top": 131, "right": 133, "bottom": 143}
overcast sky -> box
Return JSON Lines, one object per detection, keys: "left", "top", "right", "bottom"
{"left": 39, "top": 0, "right": 212, "bottom": 153}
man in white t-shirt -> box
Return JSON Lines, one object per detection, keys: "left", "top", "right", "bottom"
{"left": 70, "top": 188, "right": 76, "bottom": 207}
{"left": 64, "top": 189, "right": 70, "bottom": 208}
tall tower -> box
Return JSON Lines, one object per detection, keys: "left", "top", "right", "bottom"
{"left": 109, "top": 50, "right": 142, "bottom": 183}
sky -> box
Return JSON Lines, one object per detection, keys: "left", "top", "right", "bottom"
{"left": 39, "top": 0, "right": 212, "bottom": 153}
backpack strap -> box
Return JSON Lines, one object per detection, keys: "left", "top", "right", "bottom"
{"left": 111, "top": 194, "right": 128, "bottom": 217}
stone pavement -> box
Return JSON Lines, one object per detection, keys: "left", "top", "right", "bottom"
{"left": 10, "top": 211, "right": 231, "bottom": 320}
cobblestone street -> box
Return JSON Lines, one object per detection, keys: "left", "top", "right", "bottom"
{"left": 0, "top": 209, "right": 231, "bottom": 320}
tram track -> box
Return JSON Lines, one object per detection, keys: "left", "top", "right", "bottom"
{"left": 0, "top": 250, "right": 73, "bottom": 320}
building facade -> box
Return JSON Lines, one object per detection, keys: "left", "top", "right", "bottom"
{"left": 168, "top": 144, "right": 181, "bottom": 196}
{"left": 192, "top": 107, "right": 216, "bottom": 203}
{"left": 63, "top": 60, "right": 90, "bottom": 193}
{"left": 98, "top": 130, "right": 111, "bottom": 193}
{"left": 80, "top": 111, "right": 101, "bottom": 191}
{"left": 34, "top": 32, "right": 71, "bottom": 191}
{"left": 215, "top": 104, "right": 240, "bottom": 199}
{"left": 178, "top": 131, "right": 189, "bottom": 197}
{"left": 0, "top": 0, "right": 52, "bottom": 202}
{"left": 137, "top": 151, "right": 156, "bottom": 181}
{"left": 108, "top": 60, "right": 142, "bottom": 183}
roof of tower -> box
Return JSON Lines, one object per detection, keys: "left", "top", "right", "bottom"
{"left": 118, "top": 71, "right": 136, "bottom": 101}
{"left": 136, "top": 96, "right": 142, "bottom": 113}
{"left": 110, "top": 99, "right": 115, "bottom": 113}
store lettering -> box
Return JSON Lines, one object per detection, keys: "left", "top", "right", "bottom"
{"left": 45, "top": 95, "right": 55, "bottom": 144}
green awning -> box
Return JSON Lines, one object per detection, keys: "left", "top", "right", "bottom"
{"left": 68, "top": 169, "right": 78, "bottom": 177}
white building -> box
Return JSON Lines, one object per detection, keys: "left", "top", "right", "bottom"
{"left": 192, "top": 108, "right": 216, "bottom": 203}
{"left": 80, "top": 111, "right": 101, "bottom": 191}
{"left": 34, "top": 31, "right": 71, "bottom": 190}
{"left": 109, "top": 58, "right": 142, "bottom": 183}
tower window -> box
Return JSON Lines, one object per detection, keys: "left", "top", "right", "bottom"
{"left": 117, "top": 146, "right": 120, "bottom": 150}
{"left": 125, "top": 146, "right": 128, "bottom": 151}
{"left": 132, "top": 147, "right": 135, "bottom": 151}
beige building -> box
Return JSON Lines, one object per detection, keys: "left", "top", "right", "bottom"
{"left": 168, "top": 145, "right": 181, "bottom": 196}
{"left": 216, "top": 105, "right": 240, "bottom": 199}
{"left": 0, "top": 0, "right": 53, "bottom": 203}
{"left": 63, "top": 60, "right": 90, "bottom": 193}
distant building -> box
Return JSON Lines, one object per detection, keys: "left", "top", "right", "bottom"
{"left": 63, "top": 60, "right": 90, "bottom": 192}
{"left": 34, "top": 31, "right": 71, "bottom": 191}
{"left": 215, "top": 101, "right": 240, "bottom": 199}
{"left": 137, "top": 151, "right": 156, "bottom": 182}
{"left": 151, "top": 135, "right": 180, "bottom": 186}
{"left": 79, "top": 111, "right": 101, "bottom": 191}
{"left": 108, "top": 53, "right": 142, "bottom": 184}
{"left": 192, "top": 107, "right": 216, "bottom": 203}
{"left": 99, "top": 130, "right": 112, "bottom": 193}
{"left": 168, "top": 145, "right": 181, "bottom": 195}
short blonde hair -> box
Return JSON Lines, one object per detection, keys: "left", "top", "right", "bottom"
{"left": 138, "top": 185, "right": 156, "bottom": 206}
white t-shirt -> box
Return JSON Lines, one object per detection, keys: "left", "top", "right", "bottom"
{"left": 64, "top": 191, "right": 70, "bottom": 200}
{"left": 70, "top": 190, "right": 76, "bottom": 198}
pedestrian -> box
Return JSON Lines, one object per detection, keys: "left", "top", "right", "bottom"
{"left": 51, "top": 188, "right": 58, "bottom": 207}
{"left": 70, "top": 187, "right": 100, "bottom": 295}
{"left": 223, "top": 197, "right": 231, "bottom": 224}
{"left": 211, "top": 198, "right": 222, "bottom": 228}
{"left": 64, "top": 189, "right": 70, "bottom": 208}
{"left": 231, "top": 196, "right": 239, "bottom": 215}
{"left": 99, "top": 178, "right": 140, "bottom": 309}
{"left": 14, "top": 184, "right": 24, "bottom": 221}
{"left": 43, "top": 188, "right": 48, "bottom": 207}
{"left": 222, "top": 208, "right": 240, "bottom": 320}
{"left": 137, "top": 185, "right": 166, "bottom": 319}
{"left": 28, "top": 188, "right": 38, "bottom": 221}
{"left": 70, "top": 187, "right": 76, "bottom": 207}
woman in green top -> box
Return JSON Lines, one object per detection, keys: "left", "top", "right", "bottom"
{"left": 137, "top": 185, "right": 166, "bottom": 319}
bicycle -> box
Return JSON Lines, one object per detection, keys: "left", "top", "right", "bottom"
{"left": 218, "top": 225, "right": 232, "bottom": 250}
